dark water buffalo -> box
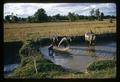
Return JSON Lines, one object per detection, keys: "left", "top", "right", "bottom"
{"left": 85, "top": 30, "right": 96, "bottom": 46}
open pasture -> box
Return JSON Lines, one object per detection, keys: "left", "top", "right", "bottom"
{"left": 4, "top": 19, "right": 116, "bottom": 42}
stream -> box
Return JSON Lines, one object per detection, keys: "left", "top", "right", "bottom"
{"left": 4, "top": 41, "right": 116, "bottom": 76}
{"left": 39, "top": 42, "right": 116, "bottom": 72}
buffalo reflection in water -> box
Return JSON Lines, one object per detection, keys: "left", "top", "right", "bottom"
{"left": 85, "top": 45, "right": 96, "bottom": 57}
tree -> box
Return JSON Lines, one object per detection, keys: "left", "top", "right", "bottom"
{"left": 95, "top": 9, "right": 100, "bottom": 20}
{"left": 100, "top": 12, "right": 104, "bottom": 21}
{"left": 75, "top": 14, "right": 80, "bottom": 21}
{"left": 54, "top": 14, "right": 61, "bottom": 20}
{"left": 8, "top": 13, "right": 19, "bottom": 23}
{"left": 34, "top": 8, "right": 48, "bottom": 22}
{"left": 5, "top": 15, "right": 11, "bottom": 23}
{"left": 90, "top": 9, "right": 95, "bottom": 16}
{"left": 68, "top": 12, "right": 76, "bottom": 22}
{"left": 27, "top": 16, "right": 35, "bottom": 23}
{"left": 12, "top": 16, "right": 18, "bottom": 23}
{"left": 90, "top": 9, "right": 95, "bottom": 20}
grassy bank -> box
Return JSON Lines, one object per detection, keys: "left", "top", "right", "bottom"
{"left": 4, "top": 20, "right": 116, "bottom": 42}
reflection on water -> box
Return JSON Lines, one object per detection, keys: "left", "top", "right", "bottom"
{"left": 4, "top": 64, "right": 19, "bottom": 77}
{"left": 84, "top": 46, "right": 96, "bottom": 57}
{"left": 40, "top": 42, "right": 116, "bottom": 72}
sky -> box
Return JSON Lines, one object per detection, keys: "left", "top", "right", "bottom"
{"left": 4, "top": 3, "right": 116, "bottom": 18}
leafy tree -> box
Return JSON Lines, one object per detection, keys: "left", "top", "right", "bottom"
{"left": 99, "top": 12, "right": 104, "bottom": 21}
{"left": 54, "top": 14, "right": 61, "bottom": 20}
{"left": 4, "top": 8, "right": 116, "bottom": 23}
{"left": 27, "top": 16, "right": 35, "bottom": 23}
{"left": 7, "top": 13, "right": 19, "bottom": 23}
{"left": 90, "top": 9, "right": 95, "bottom": 20}
{"left": 12, "top": 16, "right": 18, "bottom": 23}
{"left": 90, "top": 9, "right": 95, "bottom": 16}
{"left": 95, "top": 9, "right": 100, "bottom": 20}
{"left": 34, "top": 8, "right": 48, "bottom": 22}
{"left": 5, "top": 15, "right": 11, "bottom": 23}
{"left": 75, "top": 14, "right": 80, "bottom": 21}
{"left": 68, "top": 12, "right": 76, "bottom": 22}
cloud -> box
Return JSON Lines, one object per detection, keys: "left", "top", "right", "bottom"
{"left": 4, "top": 3, "right": 116, "bottom": 18}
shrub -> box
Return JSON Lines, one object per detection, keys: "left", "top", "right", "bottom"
{"left": 37, "top": 63, "right": 65, "bottom": 72}
{"left": 87, "top": 60, "right": 116, "bottom": 71}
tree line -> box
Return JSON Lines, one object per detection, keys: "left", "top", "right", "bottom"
{"left": 4, "top": 8, "right": 116, "bottom": 23}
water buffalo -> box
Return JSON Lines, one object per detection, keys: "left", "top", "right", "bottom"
{"left": 58, "top": 36, "right": 72, "bottom": 48}
{"left": 85, "top": 30, "right": 96, "bottom": 46}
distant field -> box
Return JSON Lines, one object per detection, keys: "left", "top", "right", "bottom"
{"left": 4, "top": 19, "right": 116, "bottom": 42}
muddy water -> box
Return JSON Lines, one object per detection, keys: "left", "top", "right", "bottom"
{"left": 39, "top": 42, "right": 116, "bottom": 72}
{"left": 4, "top": 41, "right": 22, "bottom": 77}
{"left": 4, "top": 64, "right": 19, "bottom": 77}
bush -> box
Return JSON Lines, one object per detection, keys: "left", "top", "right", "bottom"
{"left": 37, "top": 63, "right": 65, "bottom": 72}
{"left": 87, "top": 60, "right": 116, "bottom": 71}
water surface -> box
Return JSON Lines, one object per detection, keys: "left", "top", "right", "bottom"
{"left": 40, "top": 42, "right": 116, "bottom": 72}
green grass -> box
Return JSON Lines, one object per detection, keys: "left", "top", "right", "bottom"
{"left": 53, "top": 67, "right": 116, "bottom": 78}
{"left": 87, "top": 60, "right": 116, "bottom": 71}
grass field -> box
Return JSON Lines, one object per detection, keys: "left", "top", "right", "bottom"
{"left": 4, "top": 19, "right": 116, "bottom": 42}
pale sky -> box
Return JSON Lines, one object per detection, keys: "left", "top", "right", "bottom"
{"left": 4, "top": 3, "right": 116, "bottom": 18}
